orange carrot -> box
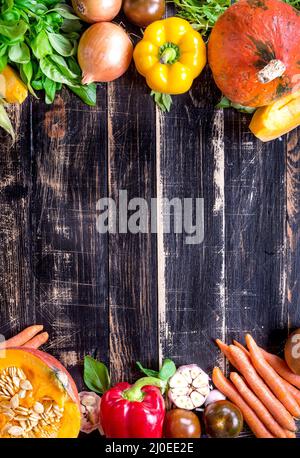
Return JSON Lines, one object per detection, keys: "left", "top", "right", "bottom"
{"left": 233, "top": 339, "right": 250, "bottom": 357}
{"left": 0, "top": 325, "right": 44, "bottom": 349}
{"left": 23, "top": 332, "right": 49, "bottom": 349}
{"left": 234, "top": 339, "right": 300, "bottom": 406}
{"left": 230, "top": 372, "right": 287, "bottom": 438}
{"left": 212, "top": 367, "right": 273, "bottom": 438}
{"left": 216, "top": 339, "right": 236, "bottom": 365}
{"left": 229, "top": 345, "right": 296, "bottom": 431}
{"left": 281, "top": 378, "right": 300, "bottom": 406}
{"left": 261, "top": 348, "right": 300, "bottom": 390}
{"left": 284, "top": 429, "right": 296, "bottom": 438}
{"left": 245, "top": 334, "right": 300, "bottom": 418}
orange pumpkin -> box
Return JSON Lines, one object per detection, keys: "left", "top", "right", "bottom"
{"left": 208, "top": 0, "right": 300, "bottom": 107}
{"left": 0, "top": 348, "right": 81, "bottom": 438}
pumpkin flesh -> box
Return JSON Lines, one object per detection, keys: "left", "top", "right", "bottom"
{"left": 250, "top": 90, "right": 300, "bottom": 141}
{"left": 208, "top": 0, "right": 300, "bottom": 107}
{"left": 0, "top": 348, "right": 80, "bottom": 438}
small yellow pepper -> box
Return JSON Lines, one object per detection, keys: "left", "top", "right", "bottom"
{"left": 250, "top": 90, "right": 300, "bottom": 142}
{"left": 0, "top": 65, "right": 28, "bottom": 104}
{"left": 133, "top": 17, "right": 206, "bottom": 95}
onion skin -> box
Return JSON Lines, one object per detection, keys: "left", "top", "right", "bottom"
{"left": 78, "top": 23, "right": 133, "bottom": 84}
{"left": 72, "top": 0, "right": 122, "bottom": 23}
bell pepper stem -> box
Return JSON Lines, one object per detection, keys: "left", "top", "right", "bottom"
{"left": 160, "top": 48, "right": 177, "bottom": 65}
{"left": 123, "top": 377, "right": 164, "bottom": 402}
{"left": 159, "top": 42, "right": 180, "bottom": 65}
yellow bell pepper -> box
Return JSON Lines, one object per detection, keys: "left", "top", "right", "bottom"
{"left": 250, "top": 90, "right": 300, "bottom": 142}
{"left": 133, "top": 17, "right": 206, "bottom": 95}
{"left": 0, "top": 65, "right": 28, "bottom": 104}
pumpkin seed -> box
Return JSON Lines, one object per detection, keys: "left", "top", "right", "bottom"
{"left": 20, "top": 380, "right": 32, "bottom": 391}
{"left": 8, "top": 426, "right": 24, "bottom": 437}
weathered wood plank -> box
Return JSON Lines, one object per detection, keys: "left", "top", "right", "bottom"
{"left": 107, "top": 61, "right": 158, "bottom": 382}
{"left": 223, "top": 110, "right": 287, "bottom": 352}
{"left": 157, "top": 68, "right": 227, "bottom": 373}
{"left": 287, "top": 128, "right": 300, "bottom": 332}
{"left": 0, "top": 102, "right": 35, "bottom": 340}
{"left": 29, "top": 89, "right": 109, "bottom": 384}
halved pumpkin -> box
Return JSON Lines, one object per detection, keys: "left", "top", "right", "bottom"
{"left": 0, "top": 348, "right": 80, "bottom": 438}
{"left": 250, "top": 90, "right": 300, "bottom": 141}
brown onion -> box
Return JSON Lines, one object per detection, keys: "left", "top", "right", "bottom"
{"left": 78, "top": 23, "right": 133, "bottom": 84}
{"left": 72, "top": 0, "right": 122, "bottom": 23}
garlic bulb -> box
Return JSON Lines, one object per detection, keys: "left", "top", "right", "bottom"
{"left": 168, "top": 365, "right": 210, "bottom": 410}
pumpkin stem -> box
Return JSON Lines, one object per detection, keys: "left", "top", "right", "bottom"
{"left": 257, "top": 59, "right": 286, "bottom": 84}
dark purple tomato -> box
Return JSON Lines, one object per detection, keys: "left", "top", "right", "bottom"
{"left": 163, "top": 409, "right": 201, "bottom": 438}
{"left": 123, "top": 0, "right": 165, "bottom": 28}
{"left": 204, "top": 400, "right": 243, "bottom": 438}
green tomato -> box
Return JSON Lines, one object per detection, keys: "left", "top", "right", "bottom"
{"left": 204, "top": 400, "right": 243, "bottom": 438}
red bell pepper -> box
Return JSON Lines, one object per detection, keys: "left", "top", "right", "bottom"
{"left": 100, "top": 377, "right": 165, "bottom": 438}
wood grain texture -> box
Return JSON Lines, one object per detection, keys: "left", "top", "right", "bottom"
{"left": 0, "top": 102, "right": 35, "bottom": 338}
{"left": 287, "top": 127, "right": 300, "bottom": 332}
{"left": 224, "top": 110, "right": 287, "bottom": 352}
{"left": 107, "top": 58, "right": 158, "bottom": 383}
{"left": 157, "top": 68, "right": 227, "bottom": 374}
{"left": 29, "top": 88, "right": 109, "bottom": 386}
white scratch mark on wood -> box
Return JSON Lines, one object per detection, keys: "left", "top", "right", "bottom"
{"left": 156, "top": 108, "right": 167, "bottom": 366}
{"left": 212, "top": 110, "right": 226, "bottom": 371}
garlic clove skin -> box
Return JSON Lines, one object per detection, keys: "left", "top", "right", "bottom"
{"left": 205, "top": 389, "right": 226, "bottom": 406}
{"left": 79, "top": 391, "right": 102, "bottom": 434}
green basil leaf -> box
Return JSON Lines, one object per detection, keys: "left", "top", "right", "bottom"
{"left": 50, "top": 4, "right": 80, "bottom": 19}
{"left": 8, "top": 42, "right": 30, "bottom": 64}
{"left": 43, "top": 77, "right": 56, "bottom": 104}
{"left": 47, "top": 32, "right": 75, "bottom": 56}
{"left": 40, "top": 55, "right": 77, "bottom": 85}
{"left": 83, "top": 356, "right": 110, "bottom": 395}
{"left": 216, "top": 96, "right": 231, "bottom": 109}
{"left": 50, "top": 54, "right": 79, "bottom": 80}
{"left": 151, "top": 91, "right": 172, "bottom": 112}
{"left": 20, "top": 61, "right": 33, "bottom": 84}
{"left": 216, "top": 96, "right": 256, "bottom": 114}
{"left": 136, "top": 361, "right": 159, "bottom": 378}
{"left": 158, "top": 359, "right": 176, "bottom": 381}
{"left": 0, "top": 20, "right": 28, "bottom": 40}
{"left": 31, "top": 30, "right": 52, "bottom": 59}
{"left": 0, "top": 103, "right": 15, "bottom": 139}
{"left": 0, "top": 44, "right": 7, "bottom": 58}
{"left": 0, "top": 55, "right": 8, "bottom": 73}
{"left": 31, "top": 79, "right": 44, "bottom": 90}
{"left": 68, "top": 83, "right": 97, "bottom": 106}
{"left": 20, "top": 61, "right": 37, "bottom": 96}
{"left": 67, "top": 56, "right": 81, "bottom": 76}
{"left": 61, "top": 18, "right": 82, "bottom": 33}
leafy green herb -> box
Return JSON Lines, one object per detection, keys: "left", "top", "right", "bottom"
{"left": 151, "top": 91, "right": 172, "bottom": 112}
{"left": 284, "top": 0, "right": 300, "bottom": 9}
{"left": 174, "top": 0, "right": 230, "bottom": 31}
{"left": 0, "top": 0, "right": 96, "bottom": 106}
{"left": 137, "top": 359, "right": 176, "bottom": 382}
{"left": 136, "top": 362, "right": 159, "bottom": 378}
{"left": 158, "top": 359, "right": 176, "bottom": 381}
{"left": 83, "top": 356, "right": 110, "bottom": 395}
{"left": 216, "top": 96, "right": 256, "bottom": 114}
{"left": 0, "top": 102, "right": 14, "bottom": 138}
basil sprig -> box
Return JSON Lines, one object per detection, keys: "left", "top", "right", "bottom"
{"left": 83, "top": 356, "right": 111, "bottom": 395}
{"left": 0, "top": 0, "right": 96, "bottom": 106}
{"left": 136, "top": 358, "right": 176, "bottom": 392}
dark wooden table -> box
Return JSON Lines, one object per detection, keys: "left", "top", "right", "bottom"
{"left": 1, "top": 20, "right": 300, "bottom": 435}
